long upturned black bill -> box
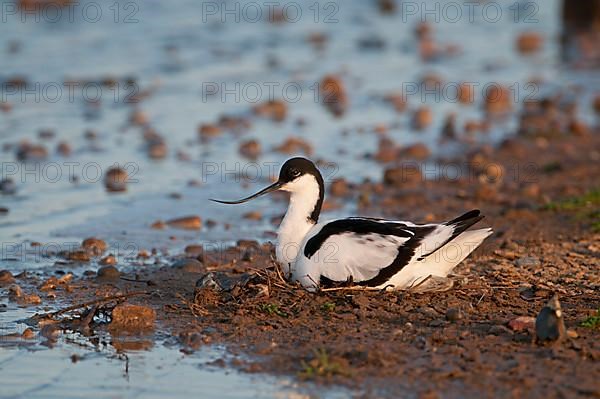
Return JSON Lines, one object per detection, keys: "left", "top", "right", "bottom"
{"left": 210, "top": 181, "right": 283, "bottom": 204}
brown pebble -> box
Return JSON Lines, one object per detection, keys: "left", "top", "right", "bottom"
{"left": 536, "top": 295, "right": 566, "bottom": 343}
{"left": 198, "top": 124, "right": 221, "bottom": 140}
{"left": 96, "top": 265, "right": 120, "bottom": 280}
{"left": 243, "top": 211, "right": 263, "bottom": 221}
{"left": 21, "top": 328, "right": 35, "bottom": 339}
{"left": 516, "top": 32, "right": 543, "bottom": 54}
{"left": 56, "top": 141, "right": 72, "bottom": 156}
{"left": 329, "top": 178, "right": 350, "bottom": 197}
{"left": 110, "top": 303, "right": 156, "bottom": 331}
{"left": 239, "top": 139, "right": 262, "bottom": 159}
{"left": 411, "top": 106, "right": 432, "bottom": 130}
{"left": 484, "top": 85, "right": 512, "bottom": 114}
{"left": 508, "top": 316, "right": 536, "bottom": 332}
{"left": 16, "top": 142, "right": 48, "bottom": 161}
{"left": 99, "top": 255, "right": 117, "bottom": 266}
{"left": 82, "top": 237, "right": 107, "bottom": 256}
{"left": 151, "top": 220, "right": 166, "bottom": 229}
{"left": 0, "top": 270, "right": 15, "bottom": 286}
{"left": 399, "top": 143, "right": 430, "bottom": 159}
{"left": 166, "top": 216, "right": 202, "bottom": 230}
{"left": 253, "top": 100, "right": 287, "bottom": 122}
{"left": 320, "top": 75, "right": 348, "bottom": 117}
{"left": 383, "top": 164, "right": 422, "bottom": 186}
{"left": 275, "top": 137, "right": 313, "bottom": 155}
{"left": 445, "top": 308, "right": 462, "bottom": 322}
{"left": 173, "top": 258, "right": 205, "bottom": 273}
{"left": 184, "top": 245, "right": 204, "bottom": 257}
{"left": 104, "top": 167, "right": 128, "bottom": 192}
{"left": 383, "top": 93, "right": 407, "bottom": 113}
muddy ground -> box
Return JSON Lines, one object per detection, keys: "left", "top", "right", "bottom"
{"left": 3, "top": 131, "right": 600, "bottom": 398}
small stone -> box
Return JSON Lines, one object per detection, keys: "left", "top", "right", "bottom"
{"left": 82, "top": 237, "right": 107, "bottom": 256}
{"left": 515, "top": 256, "right": 541, "bottom": 268}
{"left": 243, "top": 211, "right": 262, "bottom": 221}
{"left": 0, "top": 270, "right": 15, "bottom": 286}
{"left": 239, "top": 139, "right": 261, "bottom": 159}
{"left": 329, "top": 178, "right": 350, "bottom": 197}
{"left": 320, "top": 74, "right": 348, "bottom": 117}
{"left": 166, "top": 216, "right": 202, "bottom": 230}
{"left": 275, "top": 137, "right": 313, "bottom": 155}
{"left": 383, "top": 164, "right": 422, "bottom": 186}
{"left": 399, "top": 143, "right": 430, "bottom": 159}
{"left": 383, "top": 93, "right": 407, "bottom": 113}
{"left": 488, "top": 325, "right": 511, "bottom": 336}
{"left": 110, "top": 303, "right": 156, "bottom": 331}
{"left": 536, "top": 295, "right": 566, "bottom": 343}
{"left": 151, "top": 220, "right": 166, "bottom": 229}
{"left": 516, "top": 32, "right": 543, "bottom": 54}
{"left": 55, "top": 141, "right": 72, "bottom": 157}
{"left": 566, "top": 329, "right": 578, "bottom": 339}
{"left": 96, "top": 265, "right": 120, "bottom": 280}
{"left": 148, "top": 142, "right": 168, "bottom": 159}
{"left": 8, "top": 284, "right": 23, "bottom": 300}
{"left": 253, "top": 100, "right": 287, "bottom": 122}
{"left": 184, "top": 245, "right": 204, "bottom": 257}
{"left": 16, "top": 142, "right": 48, "bottom": 161}
{"left": 104, "top": 167, "right": 128, "bottom": 192}
{"left": 411, "top": 106, "right": 432, "bottom": 130}
{"left": 484, "top": 85, "right": 512, "bottom": 114}
{"left": 99, "top": 255, "right": 117, "bottom": 266}
{"left": 508, "top": 316, "right": 536, "bottom": 332}
{"left": 173, "top": 258, "right": 205, "bottom": 273}
{"left": 0, "top": 178, "right": 17, "bottom": 195}
{"left": 21, "top": 328, "right": 35, "bottom": 339}
{"left": 0, "top": 207, "right": 8, "bottom": 215}
{"left": 198, "top": 124, "right": 221, "bottom": 140}
{"left": 64, "top": 250, "right": 91, "bottom": 262}
{"left": 445, "top": 308, "right": 462, "bottom": 322}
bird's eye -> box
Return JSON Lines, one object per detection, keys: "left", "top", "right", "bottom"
{"left": 290, "top": 168, "right": 301, "bottom": 177}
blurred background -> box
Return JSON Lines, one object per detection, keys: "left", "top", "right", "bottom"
{"left": 1, "top": 0, "right": 599, "bottom": 397}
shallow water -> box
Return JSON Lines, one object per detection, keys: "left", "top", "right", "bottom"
{"left": 0, "top": 0, "right": 599, "bottom": 397}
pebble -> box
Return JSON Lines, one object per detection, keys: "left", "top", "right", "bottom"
{"left": 243, "top": 211, "right": 262, "bottom": 221}
{"left": 56, "top": 141, "right": 72, "bottom": 156}
{"left": 399, "top": 143, "right": 430, "bottom": 159}
{"left": 484, "top": 85, "right": 512, "bottom": 114}
{"left": 383, "top": 93, "right": 407, "bottom": 113}
{"left": 536, "top": 295, "right": 566, "bottom": 343}
{"left": 320, "top": 75, "right": 348, "bottom": 117}
{"left": 0, "top": 178, "right": 17, "bottom": 195}
{"left": 110, "top": 303, "right": 156, "bottom": 331}
{"left": 253, "top": 100, "right": 287, "bottom": 122}
{"left": 516, "top": 32, "right": 544, "bottom": 54}
{"left": 457, "top": 83, "right": 475, "bottom": 104}
{"left": 411, "top": 106, "right": 432, "bottom": 130}
{"left": 508, "top": 316, "right": 536, "bottom": 332}
{"left": 515, "top": 256, "right": 541, "bottom": 268}
{"left": 99, "top": 255, "right": 117, "bottom": 266}
{"left": 64, "top": 250, "right": 91, "bottom": 262}
{"left": 0, "top": 270, "right": 15, "bottom": 286}
{"left": 21, "top": 328, "right": 35, "bottom": 339}
{"left": 378, "top": 0, "right": 395, "bottom": 14}
{"left": 82, "top": 237, "right": 107, "bottom": 256}
{"left": 173, "top": 258, "right": 205, "bottom": 273}
{"left": 275, "top": 137, "right": 313, "bottom": 155}
{"left": 198, "top": 124, "right": 221, "bottom": 140}
{"left": 96, "top": 265, "right": 120, "bottom": 280}
{"left": 445, "top": 308, "right": 462, "bottom": 322}
{"left": 239, "top": 139, "right": 261, "bottom": 159}
{"left": 148, "top": 141, "right": 168, "bottom": 159}
{"left": 184, "top": 245, "right": 204, "bottom": 257}
{"left": 166, "top": 215, "right": 202, "bottom": 230}
{"left": 104, "top": 167, "right": 128, "bottom": 192}
{"left": 329, "top": 178, "right": 350, "bottom": 197}
{"left": 383, "top": 164, "right": 422, "bottom": 186}
{"left": 16, "top": 142, "right": 48, "bottom": 161}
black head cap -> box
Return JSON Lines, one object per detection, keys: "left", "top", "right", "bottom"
{"left": 279, "top": 157, "right": 321, "bottom": 183}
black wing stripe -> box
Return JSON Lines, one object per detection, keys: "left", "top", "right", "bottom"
{"left": 416, "top": 210, "right": 485, "bottom": 261}
{"left": 304, "top": 218, "right": 414, "bottom": 259}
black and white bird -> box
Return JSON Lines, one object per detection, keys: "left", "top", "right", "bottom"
{"left": 212, "top": 157, "right": 492, "bottom": 291}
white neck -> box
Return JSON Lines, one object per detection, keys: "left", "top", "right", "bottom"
{"left": 276, "top": 175, "right": 321, "bottom": 276}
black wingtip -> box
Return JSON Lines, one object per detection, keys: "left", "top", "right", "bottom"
{"left": 446, "top": 209, "right": 482, "bottom": 225}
